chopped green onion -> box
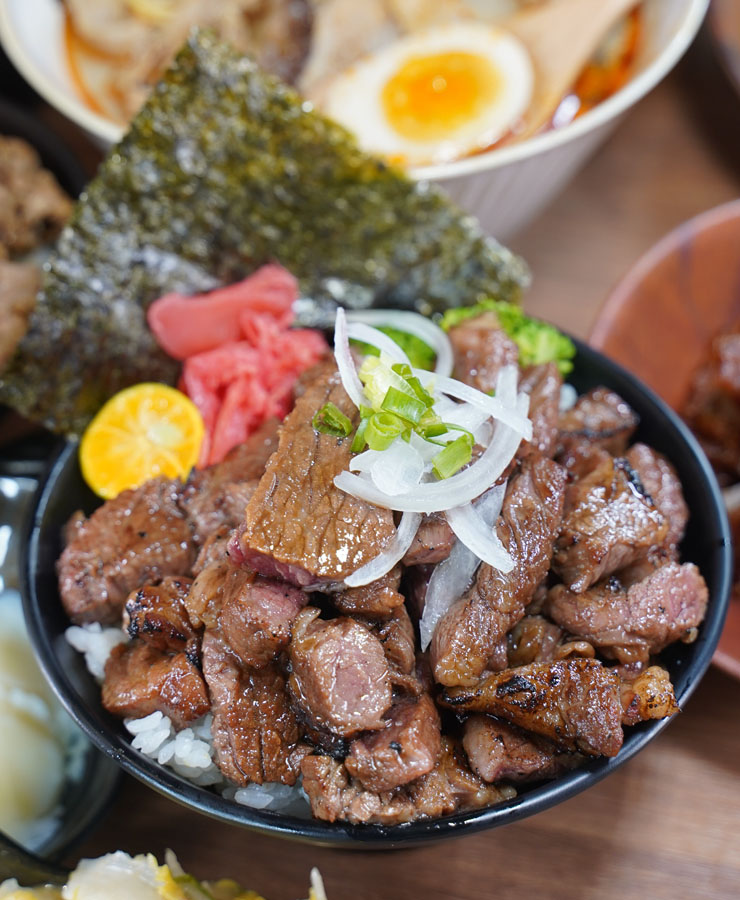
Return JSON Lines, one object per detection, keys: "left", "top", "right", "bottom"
{"left": 312, "top": 402, "right": 352, "bottom": 437}
{"left": 381, "top": 386, "right": 427, "bottom": 424}
{"left": 365, "top": 412, "right": 405, "bottom": 451}
{"left": 432, "top": 433, "right": 474, "bottom": 480}
{"left": 351, "top": 416, "right": 369, "bottom": 453}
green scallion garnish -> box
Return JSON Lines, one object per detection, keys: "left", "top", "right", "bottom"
{"left": 365, "top": 412, "right": 405, "bottom": 451}
{"left": 381, "top": 386, "right": 427, "bottom": 424}
{"left": 432, "top": 433, "right": 474, "bottom": 480}
{"left": 312, "top": 402, "right": 352, "bottom": 437}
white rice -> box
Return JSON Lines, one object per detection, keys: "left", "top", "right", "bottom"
{"left": 66, "top": 625, "right": 310, "bottom": 813}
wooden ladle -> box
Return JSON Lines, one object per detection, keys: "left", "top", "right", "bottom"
{"left": 503, "top": 0, "right": 641, "bottom": 139}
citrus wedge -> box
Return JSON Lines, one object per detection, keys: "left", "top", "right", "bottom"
{"left": 79, "top": 383, "right": 204, "bottom": 499}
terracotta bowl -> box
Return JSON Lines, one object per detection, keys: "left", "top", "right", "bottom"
{"left": 590, "top": 199, "right": 740, "bottom": 679}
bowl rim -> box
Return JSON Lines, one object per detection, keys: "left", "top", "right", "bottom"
{"left": 0, "top": 0, "right": 709, "bottom": 173}
{"left": 20, "top": 337, "right": 733, "bottom": 848}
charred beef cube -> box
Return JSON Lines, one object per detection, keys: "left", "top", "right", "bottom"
{"left": 333, "top": 567, "right": 405, "bottom": 618}
{"left": 432, "top": 456, "right": 566, "bottom": 687}
{"left": 441, "top": 659, "right": 624, "bottom": 757}
{"left": 102, "top": 642, "right": 209, "bottom": 728}
{"left": 58, "top": 478, "right": 195, "bottom": 625}
{"left": 620, "top": 665, "right": 679, "bottom": 726}
{"left": 202, "top": 631, "right": 301, "bottom": 786}
{"left": 507, "top": 615, "right": 564, "bottom": 667}
{"left": 555, "top": 437, "right": 612, "bottom": 481}
{"left": 123, "top": 576, "right": 197, "bottom": 655}
{"left": 546, "top": 560, "right": 708, "bottom": 665}
{"left": 192, "top": 526, "right": 232, "bottom": 576}
{"left": 552, "top": 455, "right": 668, "bottom": 593}
{"left": 626, "top": 443, "right": 689, "bottom": 552}
{"left": 402, "top": 513, "right": 456, "bottom": 567}
{"left": 558, "top": 387, "right": 639, "bottom": 456}
{"left": 232, "top": 362, "right": 395, "bottom": 586}
{"left": 448, "top": 312, "right": 519, "bottom": 394}
{"left": 517, "top": 362, "right": 562, "bottom": 460}
{"left": 345, "top": 695, "right": 442, "bottom": 792}
{"left": 288, "top": 608, "right": 392, "bottom": 738}
{"left": 462, "top": 715, "right": 580, "bottom": 783}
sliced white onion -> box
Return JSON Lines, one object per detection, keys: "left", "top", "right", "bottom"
{"left": 370, "top": 438, "right": 424, "bottom": 495}
{"left": 349, "top": 447, "right": 384, "bottom": 473}
{"left": 344, "top": 511, "right": 422, "bottom": 588}
{"left": 345, "top": 322, "right": 412, "bottom": 367}
{"left": 496, "top": 364, "right": 518, "bottom": 409}
{"left": 333, "top": 308, "right": 365, "bottom": 408}
{"left": 346, "top": 309, "right": 454, "bottom": 377}
{"left": 559, "top": 382, "right": 578, "bottom": 412}
{"left": 334, "top": 393, "right": 529, "bottom": 513}
{"left": 445, "top": 503, "right": 513, "bottom": 572}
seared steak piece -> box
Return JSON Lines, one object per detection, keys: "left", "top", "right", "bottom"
{"left": 333, "top": 567, "right": 405, "bottom": 618}
{"left": 345, "top": 695, "right": 442, "bottom": 792}
{"left": 442, "top": 659, "right": 624, "bottom": 757}
{"left": 517, "top": 363, "right": 562, "bottom": 460}
{"left": 507, "top": 615, "right": 563, "bottom": 667}
{"left": 58, "top": 478, "right": 195, "bottom": 625}
{"left": 201, "top": 631, "right": 301, "bottom": 785}
{"left": 179, "top": 417, "right": 280, "bottom": 544}
{"left": 558, "top": 387, "right": 639, "bottom": 455}
{"left": 123, "top": 576, "right": 197, "bottom": 655}
{"left": 373, "top": 604, "right": 416, "bottom": 677}
{"left": 448, "top": 312, "right": 518, "bottom": 393}
{"left": 546, "top": 561, "right": 708, "bottom": 665}
{"left": 288, "top": 608, "right": 392, "bottom": 737}
{"left": 462, "top": 716, "right": 579, "bottom": 783}
{"left": 626, "top": 443, "right": 688, "bottom": 552}
{"left": 102, "top": 642, "right": 209, "bottom": 728}
{"left": 232, "top": 363, "right": 395, "bottom": 586}
{"left": 186, "top": 559, "right": 239, "bottom": 628}
{"left": 432, "top": 456, "right": 566, "bottom": 686}
{"left": 620, "top": 665, "right": 679, "bottom": 726}
{"left": 192, "top": 526, "right": 232, "bottom": 576}
{"left": 402, "top": 514, "right": 455, "bottom": 567}
{"left": 553, "top": 455, "right": 668, "bottom": 593}
{"left": 301, "top": 737, "right": 514, "bottom": 825}
{"left": 556, "top": 437, "right": 612, "bottom": 481}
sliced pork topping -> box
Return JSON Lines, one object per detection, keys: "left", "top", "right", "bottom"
{"left": 201, "top": 631, "right": 301, "bottom": 786}
{"left": 288, "top": 608, "right": 393, "bottom": 737}
{"left": 402, "top": 513, "right": 456, "bottom": 567}
{"left": 626, "top": 443, "right": 689, "bottom": 552}
{"left": 442, "top": 659, "right": 624, "bottom": 757}
{"left": 432, "top": 456, "right": 566, "bottom": 686}
{"left": 102, "top": 642, "right": 210, "bottom": 729}
{"left": 462, "top": 715, "right": 579, "bottom": 783}
{"left": 553, "top": 455, "right": 668, "bottom": 593}
{"left": 345, "top": 695, "right": 442, "bottom": 793}
{"left": 448, "top": 312, "right": 519, "bottom": 393}
{"left": 123, "top": 576, "right": 197, "bottom": 655}
{"left": 58, "top": 478, "right": 195, "bottom": 625}
{"left": 233, "top": 362, "right": 395, "bottom": 586}
{"left": 558, "top": 387, "right": 639, "bottom": 455}
{"left": 333, "top": 566, "right": 405, "bottom": 618}
{"left": 517, "top": 362, "right": 562, "bottom": 460}
{"left": 620, "top": 665, "right": 679, "bottom": 726}
{"left": 547, "top": 561, "right": 708, "bottom": 664}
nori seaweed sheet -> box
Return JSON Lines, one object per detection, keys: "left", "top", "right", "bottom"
{"left": 0, "top": 30, "right": 529, "bottom": 435}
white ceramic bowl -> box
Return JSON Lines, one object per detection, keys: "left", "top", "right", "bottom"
{"left": 0, "top": 0, "right": 707, "bottom": 238}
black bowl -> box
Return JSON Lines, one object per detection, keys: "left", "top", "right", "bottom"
{"left": 21, "top": 339, "right": 732, "bottom": 848}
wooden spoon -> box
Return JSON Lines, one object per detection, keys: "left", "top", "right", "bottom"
{"left": 503, "top": 0, "right": 641, "bottom": 139}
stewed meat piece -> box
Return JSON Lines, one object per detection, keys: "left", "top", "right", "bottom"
{"left": 432, "top": 456, "right": 566, "bottom": 686}
{"left": 546, "top": 561, "right": 708, "bottom": 665}
{"left": 517, "top": 363, "right": 562, "bottom": 460}
{"left": 448, "top": 312, "right": 519, "bottom": 393}
{"left": 232, "top": 362, "right": 395, "bottom": 586}
{"left": 620, "top": 665, "right": 679, "bottom": 726}
{"left": 442, "top": 659, "right": 624, "bottom": 757}
{"left": 553, "top": 455, "right": 668, "bottom": 593}
{"left": 102, "top": 642, "right": 210, "bottom": 728}
{"left": 462, "top": 716, "right": 580, "bottom": 783}
{"left": 301, "top": 737, "right": 515, "bottom": 825}
{"left": 123, "top": 576, "right": 197, "bottom": 655}
{"left": 58, "top": 478, "right": 195, "bottom": 625}
{"left": 333, "top": 567, "right": 405, "bottom": 618}
{"left": 402, "top": 514, "right": 456, "bottom": 567}
{"left": 345, "top": 695, "right": 442, "bottom": 792}
{"left": 201, "top": 631, "right": 302, "bottom": 786}
{"left": 626, "top": 443, "right": 689, "bottom": 552}
{"left": 289, "top": 608, "right": 392, "bottom": 737}
{"left": 558, "top": 387, "right": 639, "bottom": 455}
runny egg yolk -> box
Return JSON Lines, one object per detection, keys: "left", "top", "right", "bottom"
{"left": 382, "top": 51, "right": 503, "bottom": 143}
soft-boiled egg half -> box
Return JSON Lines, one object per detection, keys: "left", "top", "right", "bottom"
{"left": 322, "top": 21, "right": 534, "bottom": 168}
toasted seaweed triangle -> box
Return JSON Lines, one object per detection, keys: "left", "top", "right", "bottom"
{"left": 0, "top": 29, "right": 529, "bottom": 435}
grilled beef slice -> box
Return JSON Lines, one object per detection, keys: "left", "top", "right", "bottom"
{"left": 552, "top": 455, "right": 668, "bottom": 593}
{"left": 333, "top": 567, "right": 405, "bottom": 618}
{"left": 123, "top": 576, "right": 197, "bottom": 655}
{"left": 507, "top": 615, "right": 564, "bottom": 667}
{"left": 620, "top": 665, "right": 679, "bottom": 726}
{"left": 625, "top": 443, "right": 689, "bottom": 552}
{"left": 546, "top": 561, "right": 708, "bottom": 665}
{"left": 202, "top": 630, "right": 301, "bottom": 785}
{"left": 288, "top": 607, "right": 392, "bottom": 738}
{"left": 345, "top": 695, "right": 442, "bottom": 792}
{"left": 448, "top": 312, "right": 519, "bottom": 393}
{"left": 402, "top": 513, "right": 456, "bottom": 567}
{"left": 58, "top": 478, "right": 195, "bottom": 625}
{"left": 232, "top": 363, "right": 395, "bottom": 586}
{"left": 432, "top": 456, "right": 566, "bottom": 686}
{"left": 517, "top": 363, "right": 562, "bottom": 460}
{"left": 557, "top": 387, "right": 639, "bottom": 455}
{"left": 442, "top": 659, "right": 624, "bottom": 757}
{"left": 102, "top": 641, "right": 209, "bottom": 728}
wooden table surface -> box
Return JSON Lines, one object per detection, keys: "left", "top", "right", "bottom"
{"left": 5, "top": 26, "right": 740, "bottom": 900}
